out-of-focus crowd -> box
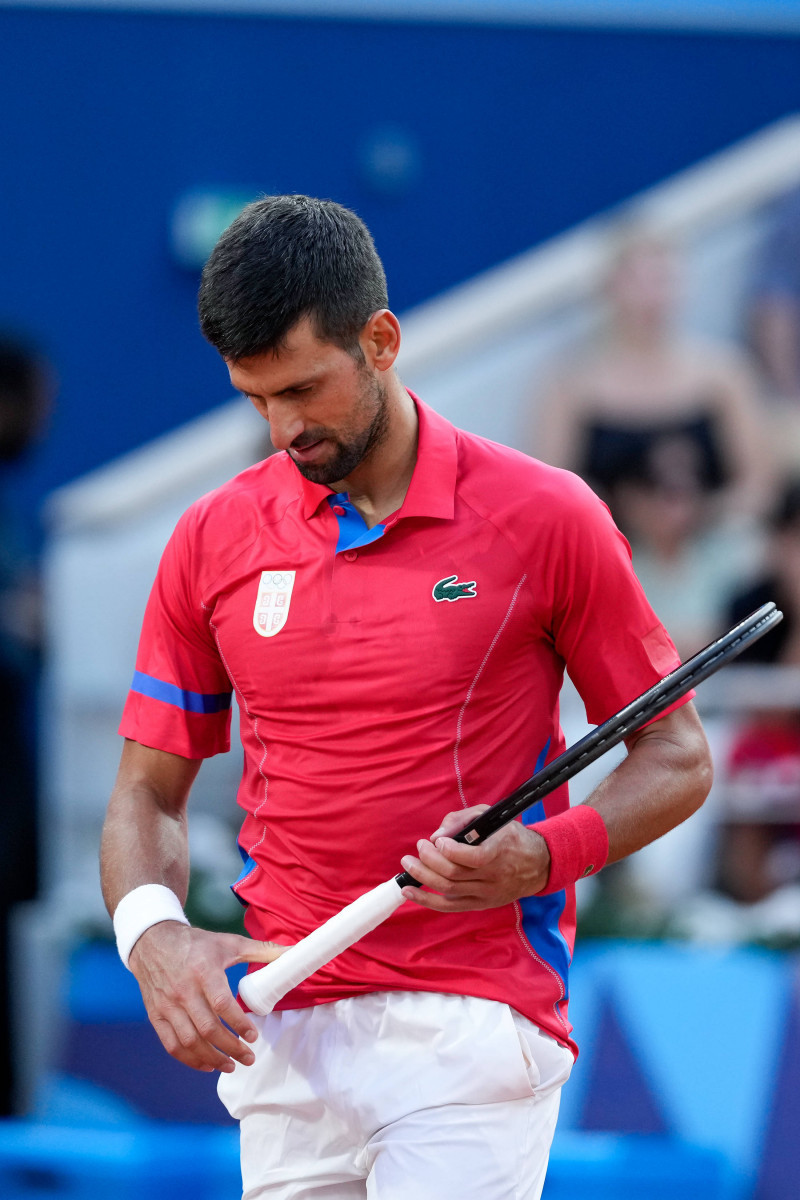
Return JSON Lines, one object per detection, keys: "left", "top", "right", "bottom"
{"left": 531, "top": 185, "right": 800, "bottom": 943}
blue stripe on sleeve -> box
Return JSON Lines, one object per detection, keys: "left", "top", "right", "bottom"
{"left": 131, "top": 670, "right": 232, "bottom": 714}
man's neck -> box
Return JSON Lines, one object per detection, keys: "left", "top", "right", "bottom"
{"left": 333, "top": 382, "right": 419, "bottom": 528}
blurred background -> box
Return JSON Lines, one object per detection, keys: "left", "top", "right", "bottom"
{"left": 2, "top": 1, "right": 800, "bottom": 1197}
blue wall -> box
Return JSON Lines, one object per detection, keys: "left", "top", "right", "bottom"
{"left": 1, "top": 8, "right": 799, "bottom": 527}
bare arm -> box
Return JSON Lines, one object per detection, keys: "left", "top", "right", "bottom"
{"left": 532, "top": 373, "right": 586, "bottom": 469}
{"left": 100, "top": 739, "right": 201, "bottom": 911}
{"left": 751, "top": 296, "right": 800, "bottom": 401}
{"left": 399, "top": 701, "right": 712, "bottom": 910}
{"left": 706, "top": 348, "right": 773, "bottom": 520}
{"left": 100, "top": 739, "right": 285, "bottom": 1073}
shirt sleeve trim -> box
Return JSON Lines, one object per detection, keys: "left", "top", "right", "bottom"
{"left": 130, "top": 670, "right": 232, "bottom": 714}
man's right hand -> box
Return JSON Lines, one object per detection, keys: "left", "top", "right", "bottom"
{"left": 129, "top": 921, "right": 287, "bottom": 1073}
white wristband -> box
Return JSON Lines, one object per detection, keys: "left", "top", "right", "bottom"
{"left": 113, "top": 884, "right": 190, "bottom": 969}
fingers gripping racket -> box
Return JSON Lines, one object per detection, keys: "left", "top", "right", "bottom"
{"left": 238, "top": 602, "right": 782, "bottom": 1016}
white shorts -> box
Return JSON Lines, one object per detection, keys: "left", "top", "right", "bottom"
{"left": 218, "top": 990, "right": 573, "bottom": 1200}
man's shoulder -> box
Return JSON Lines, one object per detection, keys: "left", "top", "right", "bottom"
{"left": 165, "top": 453, "right": 297, "bottom": 588}
{"left": 183, "top": 451, "right": 296, "bottom": 531}
{"left": 453, "top": 425, "right": 599, "bottom": 516}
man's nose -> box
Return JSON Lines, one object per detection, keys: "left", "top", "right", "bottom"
{"left": 265, "top": 407, "right": 305, "bottom": 452}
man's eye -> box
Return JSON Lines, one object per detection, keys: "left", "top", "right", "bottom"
{"left": 287, "top": 386, "right": 312, "bottom": 397}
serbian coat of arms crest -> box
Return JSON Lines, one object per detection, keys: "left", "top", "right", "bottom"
{"left": 253, "top": 570, "right": 296, "bottom": 638}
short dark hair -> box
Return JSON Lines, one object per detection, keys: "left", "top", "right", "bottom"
{"left": 197, "top": 195, "right": 389, "bottom": 361}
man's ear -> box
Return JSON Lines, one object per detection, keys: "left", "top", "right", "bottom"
{"left": 360, "top": 310, "right": 401, "bottom": 373}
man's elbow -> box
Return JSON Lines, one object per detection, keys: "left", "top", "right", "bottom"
{"left": 641, "top": 702, "right": 715, "bottom": 823}
{"left": 682, "top": 725, "right": 714, "bottom": 820}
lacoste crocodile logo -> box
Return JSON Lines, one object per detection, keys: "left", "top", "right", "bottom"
{"left": 432, "top": 574, "right": 478, "bottom": 602}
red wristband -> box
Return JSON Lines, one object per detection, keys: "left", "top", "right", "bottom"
{"left": 529, "top": 805, "right": 609, "bottom": 895}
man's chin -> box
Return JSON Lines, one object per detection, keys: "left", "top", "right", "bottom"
{"left": 286, "top": 455, "right": 341, "bottom": 487}
{"left": 288, "top": 446, "right": 363, "bottom": 487}
{"left": 291, "top": 461, "right": 337, "bottom": 485}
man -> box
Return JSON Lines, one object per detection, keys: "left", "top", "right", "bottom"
{"left": 101, "top": 195, "right": 712, "bottom": 1200}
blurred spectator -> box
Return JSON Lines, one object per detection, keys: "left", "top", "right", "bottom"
{"left": 726, "top": 478, "right": 800, "bottom": 664}
{"left": 535, "top": 230, "right": 772, "bottom": 528}
{"left": 715, "top": 480, "right": 800, "bottom": 909}
{"left": 718, "top": 719, "right": 800, "bottom": 906}
{"left": 0, "top": 338, "right": 52, "bottom": 1115}
{"left": 605, "top": 436, "right": 762, "bottom": 658}
{"left": 533, "top": 230, "right": 772, "bottom": 655}
{"left": 749, "top": 185, "right": 800, "bottom": 405}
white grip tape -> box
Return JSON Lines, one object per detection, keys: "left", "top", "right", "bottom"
{"left": 238, "top": 878, "right": 406, "bottom": 1016}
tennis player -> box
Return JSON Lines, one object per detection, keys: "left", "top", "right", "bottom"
{"left": 100, "top": 195, "right": 713, "bottom": 1200}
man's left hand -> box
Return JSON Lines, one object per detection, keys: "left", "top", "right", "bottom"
{"left": 399, "top": 804, "right": 551, "bottom": 912}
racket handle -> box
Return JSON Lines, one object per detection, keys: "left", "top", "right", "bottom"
{"left": 238, "top": 878, "right": 406, "bottom": 1016}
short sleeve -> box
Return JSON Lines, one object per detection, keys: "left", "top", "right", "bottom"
{"left": 119, "top": 508, "right": 233, "bottom": 758}
{"left": 546, "top": 479, "right": 689, "bottom": 727}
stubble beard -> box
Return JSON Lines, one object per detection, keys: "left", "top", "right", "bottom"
{"left": 289, "top": 372, "right": 391, "bottom": 487}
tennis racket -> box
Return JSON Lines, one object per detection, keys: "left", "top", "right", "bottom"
{"left": 238, "top": 601, "right": 782, "bottom": 1016}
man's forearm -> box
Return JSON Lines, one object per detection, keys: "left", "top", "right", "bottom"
{"left": 100, "top": 783, "right": 190, "bottom": 916}
{"left": 584, "top": 700, "right": 712, "bottom": 864}
{"left": 99, "top": 739, "right": 284, "bottom": 1073}
{"left": 100, "top": 739, "right": 201, "bottom": 917}
{"left": 401, "top": 701, "right": 712, "bottom": 910}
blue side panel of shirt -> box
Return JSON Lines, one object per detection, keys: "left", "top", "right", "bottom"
{"left": 519, "top": 739, "right": 572, "bottom": 1006}
{"left": 232, "top": 842, "right": 258, "bottom": 906}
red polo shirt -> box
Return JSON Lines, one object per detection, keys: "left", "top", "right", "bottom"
{"left": 120, "top": 395, "right": 684, "bottom": 1053}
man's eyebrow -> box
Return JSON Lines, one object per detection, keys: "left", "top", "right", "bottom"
{"left": 273, "top": 377, "right": 316, "bottom": 396}
{"left": 234, "top": 374, "right": 317, "bottom": 400}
